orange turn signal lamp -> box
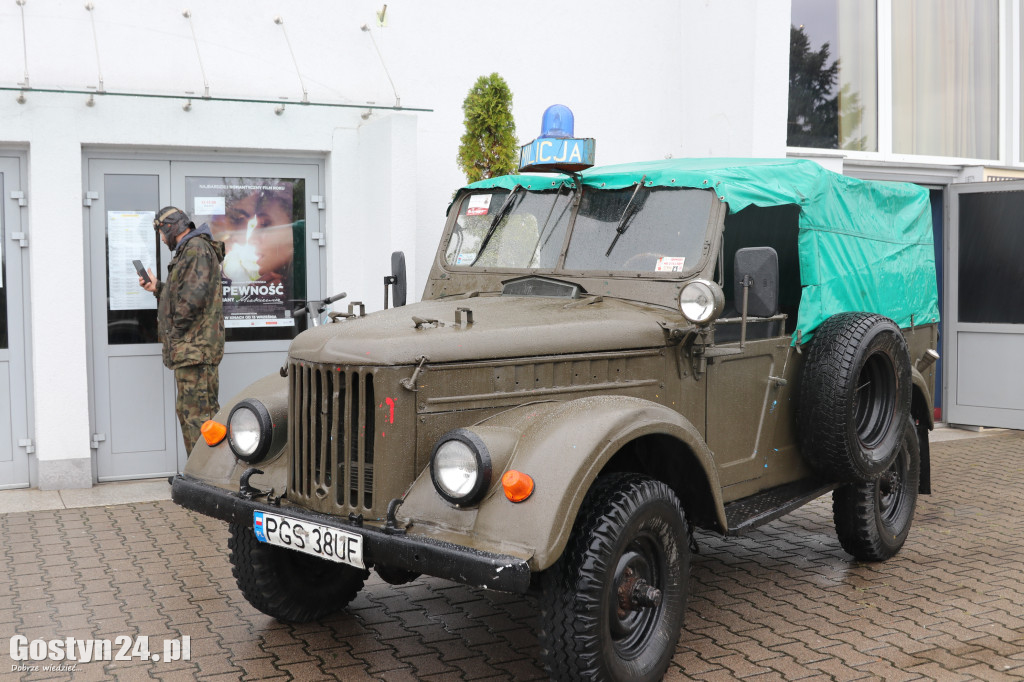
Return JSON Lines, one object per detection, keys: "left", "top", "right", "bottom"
{"left": 201, "top": 420, "right": 227, "bottom": 446}
{"left": 502, "top": 470, "right": 534, "bottom": 502}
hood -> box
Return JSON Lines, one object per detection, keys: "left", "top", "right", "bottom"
{"left": 288, "top": 296, "right": 672, "bottom": 366}
{"left": 177, "top": 223, "right": 225, "bottom": 261}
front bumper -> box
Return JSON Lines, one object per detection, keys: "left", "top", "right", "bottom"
{"left": 171, "top": 475, "right": 532, "bottom": 594}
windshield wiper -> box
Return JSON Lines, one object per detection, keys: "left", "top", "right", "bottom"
{"left": 473, "top": 185, "right": 525, "bottom": 264}
{"left": 605, "top": 175, "right": 647, "bottom": 257}
{"left": 532, "top": 185, "right": 574, "bottom": 256}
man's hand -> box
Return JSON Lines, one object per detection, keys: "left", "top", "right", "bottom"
{"left": 140, "top": 269, "right": 157, "bottom": 293}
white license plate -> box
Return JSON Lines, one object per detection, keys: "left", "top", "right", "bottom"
{"left": 253, "top": 511, "right": 364, "bottom": 568}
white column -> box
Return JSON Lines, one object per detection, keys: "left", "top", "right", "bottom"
{"left": 678, "top": 0, "right": 791, "bottom": 158}
{"left": 330, "top": 113, "right": 418, "bottom": 312}
{"left": 28, "top": 136, "right": 93, "bottom": 489}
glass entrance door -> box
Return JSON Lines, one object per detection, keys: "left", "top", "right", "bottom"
{"left": 87, "top": 160, "right": 176, "bottom": 480}
{"left": 0, "top": 155, "right": 32, "bottom": 488}
{"left": 87, "top": 156, "right": 324, "bottom": 480}
{"left": 946, "top": 181, "right": 1024, "bottom": 429}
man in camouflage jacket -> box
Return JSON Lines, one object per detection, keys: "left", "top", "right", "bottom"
{"left": 141, "top": 207, "right": 226, "bottom": 454}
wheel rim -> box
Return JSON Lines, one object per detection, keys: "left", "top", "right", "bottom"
{"left": 876, "top": 441, "right": 909, "bottom": 525}
{"left": 609, "top": 533, "right": 665, "bottom": 658}
{"left": 854, "top": 351, "right": 897, "bottom": 449}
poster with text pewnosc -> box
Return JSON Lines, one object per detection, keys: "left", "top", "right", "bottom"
{"left": 185, "top": 176, "right": 305, "bottom": 335}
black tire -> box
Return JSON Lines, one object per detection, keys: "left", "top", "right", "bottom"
{"left": 228, "top": 522, "right": 368, "bottom": 622}
{"left": 539, "top": 474, "right": 689, "bottom": 682}
{"left": 799, "top": 312, "right": 911, "bottom": 482}
{"left": 833, "top": 417, "right": 920, "bottom": 561}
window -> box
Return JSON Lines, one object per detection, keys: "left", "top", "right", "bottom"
{"left": 0, "top": 172, "right": 7, "bottom": 350}
{"left": 1019, "top": 7, "right": 1024, "bottom": 162}
{"left": 564, "top": 187, "right": 712, "bottom": 273}
{"left": 789, "top": 0, "right": 877, "bottom": 151}
{"left": 958, "top": 192, "right": 1024, "bottom": 324}
{"left": 892, "top": 0, "right": 999, "bottom": 159}
{"left": 445, "top": 188, "right": 572, "bottom": 269}
{"left": 790, "top": 0, "right": 1001, "bottom": 161}
{"left": 104, "top": 174, "right": 161, "bottom": 345}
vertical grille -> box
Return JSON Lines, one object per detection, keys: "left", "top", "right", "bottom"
{"left": 289, "top": 362, "right": 374, "bottom": 511}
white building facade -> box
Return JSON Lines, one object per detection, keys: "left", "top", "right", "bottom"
{"left": 0, "top": 0, "right": 1020, "bottom": 489}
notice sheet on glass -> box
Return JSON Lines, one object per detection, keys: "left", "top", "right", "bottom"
{"left": 108, "top": 211, "right": 157, "bottom": 311}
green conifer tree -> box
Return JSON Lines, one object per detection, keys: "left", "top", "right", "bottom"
{"left": 457, "top": 73, "right": 518, "bottom": 183}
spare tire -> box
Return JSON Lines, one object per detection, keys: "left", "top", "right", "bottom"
{"left": 799, "top": 312, "right": 911, "bottom": 482}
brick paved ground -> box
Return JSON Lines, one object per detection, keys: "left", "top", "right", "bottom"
{"left": 1, "top": 431, "right": 1022, "bottom": 681}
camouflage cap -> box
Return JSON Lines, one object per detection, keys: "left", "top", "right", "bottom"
{"left": 154, "top": 206, "right": 195, "bottom": 241}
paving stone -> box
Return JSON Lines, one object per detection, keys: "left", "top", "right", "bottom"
{"left": 2, "top": 431, "right": 1024, "bottom": 680}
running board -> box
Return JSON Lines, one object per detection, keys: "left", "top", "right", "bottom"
{"left": 724, "top": 479, "right": 838, "bottom": 535}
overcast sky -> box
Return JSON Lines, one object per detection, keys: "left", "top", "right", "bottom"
{"left": 792, "top": 0, "right": 837, "bottom": 53}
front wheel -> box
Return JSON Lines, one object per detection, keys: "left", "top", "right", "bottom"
{"left": 833, "top": 416, "right": 920, "bottom": 561}
{"left": 539, "top": 474, "right": 689, "bottom": 682}
{"left": 228, "top": 522, "right": 368, "bottom": 622}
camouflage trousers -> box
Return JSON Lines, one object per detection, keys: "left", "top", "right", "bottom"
{"left": 174, "top": 364, "right": 221, "bottom": 454}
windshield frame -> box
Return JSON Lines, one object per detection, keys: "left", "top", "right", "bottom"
{"left": 441, "top": 184, "right": 722, "bottom": 279}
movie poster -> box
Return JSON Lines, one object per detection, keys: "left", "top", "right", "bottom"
{"left": 185, "top": 177, "right": 303, "bottom": 330}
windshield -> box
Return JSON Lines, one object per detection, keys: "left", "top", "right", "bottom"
{"left": 445, "top": 188, "right": 573, "bottom": 269}
{"left": 444, "top": 185, "right": 714, "bottom": 273}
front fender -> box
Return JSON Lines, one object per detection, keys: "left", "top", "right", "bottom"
{"left": 399, "top": 396, "right": 723, "bottom": 572}
{"left": 182, "top": 372, "right": 289, "bottom": 496}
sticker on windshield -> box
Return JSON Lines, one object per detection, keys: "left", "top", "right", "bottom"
{"left": 655, "top": 257, "right": 686, "bottom": 272}
{"left": 466, "top": 194, "right": 492, "bottom": 216}
{"left": 455, "top": 253, "right": 477, "bottom": 266}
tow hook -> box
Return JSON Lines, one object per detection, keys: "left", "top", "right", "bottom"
{"left": 616, "top": 567, "right": 662, "bottom": 617}
{"left": 384, "top": 497, "right": 406, "bottom": 535}
{"left": 239, "top": 467, "right": 269, "bottom": 500}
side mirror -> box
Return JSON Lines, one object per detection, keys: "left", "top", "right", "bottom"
{"left": 385, "top": 251, "right": 407, "bottom": 308}
{"left": 734, "top": 247, "right": 778, "bottom": 318}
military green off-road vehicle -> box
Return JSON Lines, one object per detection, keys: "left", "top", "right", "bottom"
{"left": 173, "top": 157, "right": 939, "bottom": 682}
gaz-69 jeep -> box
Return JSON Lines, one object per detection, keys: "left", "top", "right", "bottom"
{"left": 173, "top": 145, "right": 939, "bottom": 680}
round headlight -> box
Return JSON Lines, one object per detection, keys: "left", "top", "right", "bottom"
{"left": 679, "top": 279, "right": 724, "bottom": 324}
{"left": 430, "top": 429, "right": 492, "bottom": 506}
{"left": 227, "top": 399, "right": 273, "bottom": 463}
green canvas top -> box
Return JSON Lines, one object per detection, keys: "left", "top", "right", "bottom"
{"left": 462, "top": 158, "right": 939, "bottom": 339}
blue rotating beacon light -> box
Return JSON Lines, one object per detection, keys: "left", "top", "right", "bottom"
{"left": 519, "top": 105, "right": 596, "bottom": 173}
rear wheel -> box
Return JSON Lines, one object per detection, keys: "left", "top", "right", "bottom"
{"left": 228, "top": 522, "right": 368, "bottom": 622}
{"left": 539, "top": 474, "right": 689, "bottom": 682}
{"left": 833, "top": 417, "right": 920, "bottom": 561}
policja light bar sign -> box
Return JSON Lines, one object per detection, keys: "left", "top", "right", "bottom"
{"left": 519, "top": 104, "right": 595, "bottom": 173}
